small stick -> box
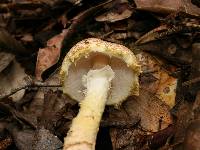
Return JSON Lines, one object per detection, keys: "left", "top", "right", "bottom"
{"left": 0, "top": 80, "right": 61, "bottom": 100}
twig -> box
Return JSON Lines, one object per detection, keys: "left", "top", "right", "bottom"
{"left": 0, "top": 80, "right": 61, "bottom": 100}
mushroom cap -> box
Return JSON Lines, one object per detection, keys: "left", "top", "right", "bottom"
{"left": 60, "top": 38, "right": 140, "bottom": 106}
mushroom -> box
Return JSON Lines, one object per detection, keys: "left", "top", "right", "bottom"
{"left": 60, "top": 38, "right": 141, "bottom": 150}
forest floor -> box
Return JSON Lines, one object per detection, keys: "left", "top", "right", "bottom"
{"left": 0, "top": 0, "right": 200, "bottom": 149}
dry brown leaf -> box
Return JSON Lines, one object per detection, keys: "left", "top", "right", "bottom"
{"left": 0, "top": 59, "right": 30, "bottom": 102}
{"left": 183, "top": 120, "right": 200, "bottom": 150}
{"left": 134, "top": 0, "right": 200, "bottom": 16}
{"left": 0, "top": 52, "right": 14, "bottom": 73}
{"left": 110, "top": 128, "right": 146, "bottom": 150}
{"left": 135, "top": 25, "right": 168, "bottom": 45}
{"left": 35, "top": 29, "right": 67, "bottom": 80}
{"left": 24, "top": 70, "right": 72, "bottom": 128}
{"left": 110, "top": 124, "right": 175, "bottom": 150}
{"left": 125, "top": 90, "right": 172, "bottom": 132}
{"left": 137, "top": 52, "right": 177, "bottom": 108}
{"left": 10, "top": 128, "right": 62, "bottom": 150}
{"left": 183, "top": 91, "right": 200, "bottom": 149}
{"left": 0, "top": 29, "right": 27, "bottom": 55}
{"left": 136, "top": 39, "right": 193, "bottom": 64}
{"left": 33, "top": 128, "right": 63, "bottom": 150}
{"left": 95, "top": 0, "right": 133, "bottom": 22}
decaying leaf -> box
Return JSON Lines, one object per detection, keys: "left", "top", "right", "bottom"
{"left": 95, "top": 0, "right": 133, "bottom": 22}
{"left": 174, "top": 91, "right": 200, "bottom": 149}
{"left": 33, "top": 128, "right": 63, "bottom": 150}
{"left": 16, "top": 70, "right": 74, "bottom": 130}
{"left": 187, "top": 43, "right": 200, "bottom": 97}
{"left": 135, "top": 23, "right": 200, "bottom": 46}
{"left": 35, "top": 30, "right": 67, "bottom": 80}
{"left": 183, "top": 120, "right": 200, "bottom": 150}
{"left": 183, "top": 92, "right": 200, "bottom": 150}
{"left": 134, "top": 0, "right": 200, "bottom": 16}
{"left": 135, "top": 25, "right": 169, "bottom": 45}
{"left": 102, "top": 106, "right": 140, "bottom": 128}
{"left": 11, "top": 129, "right": 35, "bottom": 150}
{"left": 6, "top": 86, "right": 75, "bottom": 150}
{"left": 125, "top": 90, "right": 172, "bottom": 132}
{"left": 110, "top": 128, "right": 146, "bottom": 150}
{"left": 0, "top": 132, "right": 13, "bottom": 150}
{"left": 136, "top": 39, "right": 193, "bottom": 64}
{"left": 0, "top": 52, "right": 14, "bottom": 73}
{"left": 10, "top": 127, "right": 62, "bottom": 150}
{"left": 0, "top": 59, "right": 30, "bottom": 102}
{"left": 173, "top": 101, "right": 194, "bottom": 149}
{"left": 0, "top": 29, "right": 27, "bottom": 55}
{"left": 110, "top": 125, "right": 175, "bottom": 150}
{"left": 0, "top": 0, "right": 199, "bottom": 149}
{"left": 137, "top": 52, "right": 177, "bottom": 108}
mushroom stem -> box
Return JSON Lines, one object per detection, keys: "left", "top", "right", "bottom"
{"left": 63, "top": 65, "right": 115, "bottom": 150}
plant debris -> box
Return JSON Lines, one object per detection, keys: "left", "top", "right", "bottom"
{"left": 0, "top": 0, "right": 199, "bottom": 149}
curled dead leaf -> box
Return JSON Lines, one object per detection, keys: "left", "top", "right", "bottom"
{"left": 135, "top": 25, "right": 169, "bottom": 45}
{"left": 135, "top": 0, "right": 200, "bottom": 16}
{"left": 95, "top": 0, "right": 133, "bottom": 22}
{"left": 35, "top": 30, "right": 67, "bottom": 80}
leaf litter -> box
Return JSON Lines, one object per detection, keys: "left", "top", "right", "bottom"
{"left": 0, "top": 0, "right": 199, "bottom": 149}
